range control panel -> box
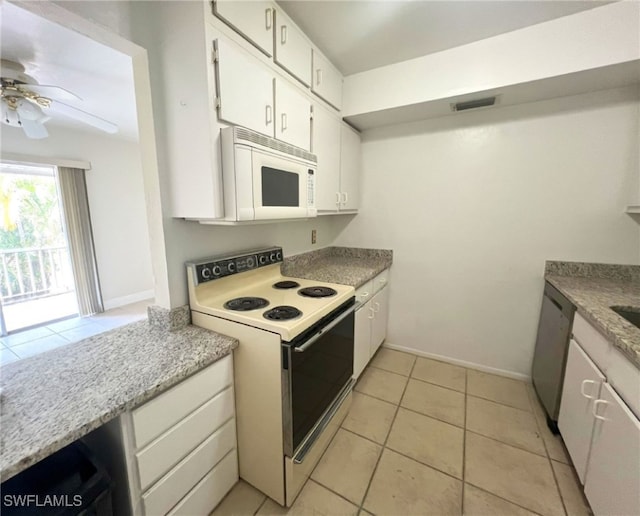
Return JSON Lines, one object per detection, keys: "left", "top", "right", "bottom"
{"left": 189, "top": 247, "right": 283, "bottom": 285}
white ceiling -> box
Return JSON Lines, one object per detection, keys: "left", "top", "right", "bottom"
{"left": 0, "top": 1, "right": 138, "bottom": 140}
{"left": 278, "top": 1, "right": 614, "bottom": 75}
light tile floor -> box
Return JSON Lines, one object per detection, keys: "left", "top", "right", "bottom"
{"left": 0, "top": 299, "right": 153, "bottom": 366}
{"left": 213, "top": 348, "right": 592, "bottom": 516}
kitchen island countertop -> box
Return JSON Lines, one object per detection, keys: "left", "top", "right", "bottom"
{"left": 0, "top": 318, "right": 237, "bottom": 481}
{"left": 282, "top": 246, "right": 393, "bottom": 288}
{"left": 545, "top": 261, "right": 640, "bottom": 369}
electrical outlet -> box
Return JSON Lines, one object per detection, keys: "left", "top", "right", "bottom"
{"left": 311, "top": 229, "right": 317, "bottom": 244}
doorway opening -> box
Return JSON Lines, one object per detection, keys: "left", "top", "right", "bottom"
{"left": 0, "top": 161, "right": 78, "bottom": 334}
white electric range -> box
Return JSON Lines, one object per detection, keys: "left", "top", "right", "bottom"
{"left": 187, "top": 247, "right": 356, "bottom": 507}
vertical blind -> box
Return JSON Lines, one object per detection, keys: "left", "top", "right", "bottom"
{"left": 57, "top": 167, "right": 103, "bottom": 316}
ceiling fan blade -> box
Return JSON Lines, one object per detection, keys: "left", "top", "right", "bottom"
{"left": 45, "top": 99, "right": 118, "bottom": 134}
{"left": 20, "top": 119, "right": 49, "bottom": 139}
{"left": 23, "top": 84, "right": 82, "bottom": 101}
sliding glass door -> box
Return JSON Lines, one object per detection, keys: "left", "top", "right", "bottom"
{"left": 0, "top": 162, "right": 78, "bottom": 334}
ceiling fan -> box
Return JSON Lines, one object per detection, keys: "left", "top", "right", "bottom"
{"left": 0, "top": 59, "right": 118, "bottom": 139}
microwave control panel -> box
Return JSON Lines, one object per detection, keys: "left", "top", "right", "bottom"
{"left": 307, "top": 169, "right": 315, "bottom": 206}
{"left": 190, "top": 247, "right": 283, "bottom": 284}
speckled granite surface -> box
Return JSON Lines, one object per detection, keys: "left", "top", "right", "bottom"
{"left": 545, "top": 261, "right": 640, "bottom": 369}
{"left": 0, "top": 320, "right": 237, "bottom": 481}
{"left": 282, "top": 247, "right": 392, "bottom": 288}
{"left": 147, "top": 304, "right": 191, "bottom": 331}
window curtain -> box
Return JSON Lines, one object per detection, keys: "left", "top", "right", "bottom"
{"left": 57, "top": 167, "right": 103, "bottom": 316}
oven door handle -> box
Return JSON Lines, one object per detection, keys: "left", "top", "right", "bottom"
{"left": 293, "top": 303, "right": 359, "bottom": 353}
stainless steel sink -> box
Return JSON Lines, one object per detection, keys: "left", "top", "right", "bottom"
{"left": 611, "top": 306, "right": 640, "bottom": 330}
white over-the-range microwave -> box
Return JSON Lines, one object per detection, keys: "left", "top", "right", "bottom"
{"left": 219, "top": 126, "right": 317, "bottom": 222}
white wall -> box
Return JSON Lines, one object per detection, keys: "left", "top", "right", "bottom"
{"left": 335, "top": 86, "right": 640, "bottom": 377}
{"left": 1, "top": 126, "right": 154, "bottom": 309}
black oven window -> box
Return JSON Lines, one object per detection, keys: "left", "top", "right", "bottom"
{"left": 262, "top": 167, "right": 299, "bottom": 207}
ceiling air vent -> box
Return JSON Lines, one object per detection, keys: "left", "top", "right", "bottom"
{"left": 451, "top": 96, "right": 497, "bottom": 112}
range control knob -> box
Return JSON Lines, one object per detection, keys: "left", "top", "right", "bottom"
{"left": 259, "top": 255, "right": 267, "bottom": 265}
{"left": 201, "top": 267, "right": 211, "bottom": 280}
{"left": 228, "top": 262, "right": 236, "bottom": 273}
{"left": 212, "top": 265, "right": 221, "bottom": 276}
{"left": 247, "top": 257, "right": 255, "bottom": 268}
{"left": 269, "top": 253, "right": 276, "bottom": 262}
{"left": 276, "top": 251, "right": 282, "bottom": 260}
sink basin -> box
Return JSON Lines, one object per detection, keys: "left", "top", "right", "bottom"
{"left": 611, "top": 306, "right": 640, "bottom": 330}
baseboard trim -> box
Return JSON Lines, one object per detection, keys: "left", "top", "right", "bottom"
{"left": 383, "top": 342, "right": 531, "bottom": 382}
{"left": 103, "top": 289, "right": 154, "bottom": 311}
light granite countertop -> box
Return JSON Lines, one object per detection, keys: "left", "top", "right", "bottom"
{"left": 0, "top": 318, "right": 237, "bottom": 481}
{"left": 282, "top": 246, "right": 393, "bottom": 288}
{"left": 545, "top": 262, "right": 640, "bottom": 369}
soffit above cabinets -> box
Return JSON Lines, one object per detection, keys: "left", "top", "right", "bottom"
{"left": 277, "top": 0, "right": 612, "bottom": 75}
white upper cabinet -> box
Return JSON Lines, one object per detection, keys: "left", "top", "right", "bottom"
{"left": 311, "top": 50, "right": 343, "bottom": 110}
{"left": 213, "top": 1, "right": 275, "bottom": 57}
{"left": 312, "top": 103, "right": 341, "bottom": 211}
{"left": 339, "top": 123, "right": 361, "bottom": 211}
{"left": 274, "top": 79, "right": 311, "bottom": 150}
{"left": 214, "top": 39, "right": 274, "bottom": 137}
{"left": 274, "top": 10, "right": 312, "bottom": 86}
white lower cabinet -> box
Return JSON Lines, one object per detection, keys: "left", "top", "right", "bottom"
{"left": 583, "top": 382, "right": 640, "bottom": 516}
{"left": 122, "top": 355, "right": 238, "bottom": 515}
{"left": 558, "top": 316, "right": 640, "bottom": 516}
{"left": 353, "top": 270, "right": 390, "bottom": 379}
{"left": 558, "top": 339, "right": 604, "bottom": 483}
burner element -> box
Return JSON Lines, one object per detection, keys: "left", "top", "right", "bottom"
{"left": 264, "top": 305, "right": 302, "bottom": 321}
{"left": 273, "top": 280, "right": 300, "bottom": 290}
{"left": 298, "top": 286, "right": 338, "bottom": 298}
{"left": 224, "top": 297, "right": 269, "bottom": 311}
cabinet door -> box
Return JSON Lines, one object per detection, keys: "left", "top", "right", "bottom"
{"left": 370, "top": 286, "right": 390, "bottom": 356}
{"left": 584, "top": 383, "right": 640, "bottom": 516}
{"left": 558, "top": 339, "right": 605, "bottom": 483}
{"left": 274, "top": 78, "right": 311, "bottom": 150}
{"left": 354, "top": 305, "right": 373, "bottom": 379}
{"left": 339, "top": 123, "right": 361, "bottom": 211}
{"left": 312, "top": 104, "right": 341, "bottom": 212}
{"left": 274, "top": 13, "right": 312, "bottom": 86}
{"left": 214, "top": 38, "right": 274, "bottom": 137}
{"left": 311, "top": 50, "right": 343, "bottom": 110}
{"left": 213, "top": 1, "right": 274, "bottom": 56}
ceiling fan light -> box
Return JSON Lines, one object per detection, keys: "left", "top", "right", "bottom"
{"left": 16, "top": 99, "right": 47, "bottom": 122}
{"left": 2, "top": 102, "right": 20, "bottom": 127}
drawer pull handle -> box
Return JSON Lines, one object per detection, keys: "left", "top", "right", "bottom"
{"left": 368, "top": 307, "right": 375, "bottom": 320}
{"left": 316, "top": 69, "right": 322, "bottom": 86}
{"left": 281, "top": 112, "right": 287, "bottom": 131}
{"left": 281, "top": 25, "right": 287, "bottom": 44}
{"left": 374, "top": 302, "right": 380, "bottom": 313}
{"left": 360, "top": 292, "right": 369, "bottom": 298}
{"left": 335, "top": 192, "right": 340, "bottom": 206}
{"left": 580, "top": 379, "right": 596, "bottom": 399}
{"left": 592, "top": 399, "right": 609, "bottom": 421}
{"left": 265, "top": 105, "right": 272, "bottom": 125}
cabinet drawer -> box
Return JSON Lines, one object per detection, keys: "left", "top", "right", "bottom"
{"left": 356, "top": 280, "right": 374, "bottom": 305}
{"left": 168, "top": 449, "right": 238, "bottom": 516}
{"left": 132, "top": 355, "right": 233, "bottom": 448}
{"left": 142, "top": 419, "right": 237, "bottom": 516}
{"left": 372, "top": 269, "right": 389, "bottom": 294}
{"left": 608, "top": 347, "right": 640, "bottom": 418}
{"left": 572, "top": 312, "right": 610, "bottom": 373}
{"left": 136, "top": 386, "right": 235, "bottom": 491}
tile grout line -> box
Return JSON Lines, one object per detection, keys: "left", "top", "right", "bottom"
{"left": 464, "top": 481, "right": 547, "bottom": 516}
{"left": 527, "top": 387, "right": 570, "bottom": 516}
{"left": 464, "top": 428, "right": 549, "bottom": 459}
{"left": 357, "top": 355, "right": 417, "bottom": 513}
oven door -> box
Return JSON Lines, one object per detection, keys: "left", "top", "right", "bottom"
{"left": 251, "top": 149, "right": 317, "bottom": 220}
{"left": 282, "top": 298, "right": 356, "bottom": 458}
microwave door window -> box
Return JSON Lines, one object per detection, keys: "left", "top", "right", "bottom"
{"left": 262, "top": 167, "right": 299, "bottom": 207}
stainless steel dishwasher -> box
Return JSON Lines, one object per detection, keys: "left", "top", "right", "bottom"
{"left": 531, "top": 281, "right": 575, "bottom": 433}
